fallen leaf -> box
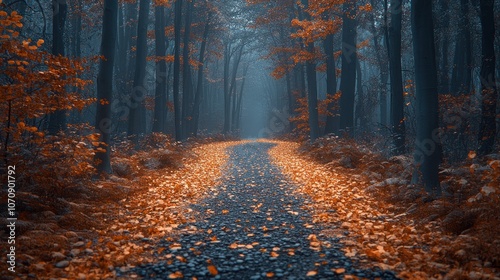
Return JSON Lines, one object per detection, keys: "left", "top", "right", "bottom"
{"left": 207, "top": 265, "right": 218, "bottom": 276}
{"left": 306, "top": 270, "right": 317, "bottom": 277}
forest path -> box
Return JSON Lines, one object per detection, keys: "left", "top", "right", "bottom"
{"left": 122, "top": 141, "right": 396, "bottom": 279}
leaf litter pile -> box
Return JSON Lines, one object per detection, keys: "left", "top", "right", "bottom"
{"left": 268, "top": 139, "right": 500, "bottom": 279}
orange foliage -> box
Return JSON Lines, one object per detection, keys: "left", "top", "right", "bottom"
{"left": 289, "top": 91, "right": 341, "bottom": 140}
{"left": 0, "top": 6, "right": 96, "bottom": 191}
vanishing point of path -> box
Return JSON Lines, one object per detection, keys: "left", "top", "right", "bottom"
{"left": 121, "top": 142, "right": 398, "bottom": 279}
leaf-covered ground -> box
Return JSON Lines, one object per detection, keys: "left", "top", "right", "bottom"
{"left": 268, "top": 139, "right": 500, "bottom": 279}
{"left": 1, "top": 139, "right": 499, "bottom": 279}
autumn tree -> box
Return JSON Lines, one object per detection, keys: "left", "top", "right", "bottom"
{"left": 1, "top": 2, "right": 95, "bottom": 185}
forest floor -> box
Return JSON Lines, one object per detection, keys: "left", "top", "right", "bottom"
{"left": 1, "top": 139, "right": 499, "bottom": 279}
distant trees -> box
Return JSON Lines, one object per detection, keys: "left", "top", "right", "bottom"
{"left": 2, "top": 0, "right": 498, "bottom": 192}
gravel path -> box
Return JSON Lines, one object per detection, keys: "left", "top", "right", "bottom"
{"left": 123, "top": 142, "right": 398, "bottom": 279}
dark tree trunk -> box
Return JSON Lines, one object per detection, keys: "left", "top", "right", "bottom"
{"left": 355, "top": 60, "right": 365, "bottom": 128}
{"left": 152, "top": 5, "right": 168, "bottom": 133}
{"left": 450, "top": 0, "right": 472, "bottom": 95}
{"left": 339, "top": 0, "right": 357, "bottom": 131}
{"left": 438, "top": 0, "right": 450, "bottom": 94}
{"left": 115, "top": 3, "right": 126, "bottom": 90}
{"left": 411, "top": 0, "right": 441, "bottom": 196}
{"left": 48, "top": 0, "right": 68, "bottom": 134}
{"left": 369, "top": 0, "right": 388, "bottom": 126}
{"left": 301, "top": 0, "right": 320, "bottom": 141}
{"left": 223, "top": 43, "right": 231, "bottom": 134}
{"left": 477, "top": 0, "right": 497, "bottom": 156}
{"left": 125, "top": 1, "right": 138, "bottom": 74}
{"left": 181, "top": 0, "right": 194, "bottom": 139}
{"left": 324, "top": 32, "right": 338, "bottom": 135}
{"left": 127, "top": 0, "right": 150, "bottom": 139}
{"left": 191, "top": 17, "right": 211, "bottom": 137}
{"left": 173, "top": 0, "right": 183, "bottom": 141}
{"left": 95, "top": 0, "right": 118, "bottom": 174}
{"left": 228, "top": 45, "right": 244, "bottom": 133}
{"left": 72, "top": 0, "right": 82, "bottom": 58}
{"left": 389, "top": 0, "right": 406, "bottom": 155}
{"left": 235, "top": 64, "right": 249, "bottom": 131}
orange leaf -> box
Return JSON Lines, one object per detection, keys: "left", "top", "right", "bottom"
{"left": 207, "top": 265, "right": 218, "bottom": 276}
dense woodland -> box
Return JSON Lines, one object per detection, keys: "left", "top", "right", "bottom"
{"left": 1, "top": 0, "right": 500, "bottom": 278}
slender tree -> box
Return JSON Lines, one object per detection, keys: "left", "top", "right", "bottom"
{"left": 192, "top": 16, "right": 212, "bottom": 136}
{"left": 301, "top": 0, "right": 320, "bottom": 141}
{"left": 95, "top": 0, "right": 118, "bottom": 173}
{"left": 128, "top": 0, "right": 150, "bottom": 139}
{"left": 323, "top": 31, "right": 338, "bottom": 135}
{"left": 450, "top": 0, "right": 472, "bottom": 95}
{"left": 339, "top": 0, "right": 357, "bottom": 131}
{"left": 477, "top": 0, "right": 497, "bottom": 156}
{"left": 48, "top": 0, "right": 68, "bottom": 134}
{"left": 181, "top": 0, "right": 194, "bottom": 139}
{"left": 411, "top": 0, "right": 441, "bottom": 196}
{"left": 388, "top": 0, "right": 405, "bottom": 155}
{"left": 438, "top": 0, "right": 450, "bottom": 94}
{"left": 173, "top": 0, "right": 183, "bottom": 141}
{"left": 369, "top": 0, "right": 389, "bottom": 126}
{"left": 153, "top": 3, "right": 168, "bottom": 133}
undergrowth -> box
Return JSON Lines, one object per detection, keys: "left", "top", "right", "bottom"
{"left": 298, "top": 135, "right": 500, "bottom": 275}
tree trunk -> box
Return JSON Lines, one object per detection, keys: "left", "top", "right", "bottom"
{"left": 411, "top": 0, "right": 441, "bottom": 196}
{"left": 389, "top": 0, "right": 406, "bottom": 155}
{"left": 438, "top": 0, "right": 450, "bottom": 94}
{"left": 339, "top": 0, "right": 357, "bottom": 132}
{"left": 173, "top": 0, "right": 183, "bottom": 141}
{"left": 450, "top": 0, "right": 472, "bottom": 95}
{"left": 229, "top": 45, "right": 244, "bottom": 132}
{"left": 48, "top": 0, "right": 68, "bottom": 134}
{"left": 235, "top": 64, "right": 249, "bottom": 131}
{"left": 115, "top": 3, "right": 126, "bottom": 91}
{"left": 72, "top": 0, "right": 82, "bottom": 58}
{"left": 191, "top": 16, "right": 211, "bottom": 137}
{"left": 95, "top": 0, "right": 118, "bottom": 174}
{"left": 181, "top": 0, "right": 194, "bottom": 139}
{"left": 477, "top": 0, "right": 497, "bottom": 156}
{"left": 223, "top": 43, "right": 231, "bottom": 134}
{"left": 301, "top": 0, "right": 320, "bottom": 141}
{"left": 152, "top": 5, "right": 168, "bottom": 133}
{"left": 127, "top": 0, "right": 150, "bottom": 139}
{"left": 369, "top": 0, "right": 388, "bottom": 126}
{"left": 355, "top": 59, "right": 365, "bottom": 128}
{"left": 324, "top": 32, "right": 338, "bottom": 135}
